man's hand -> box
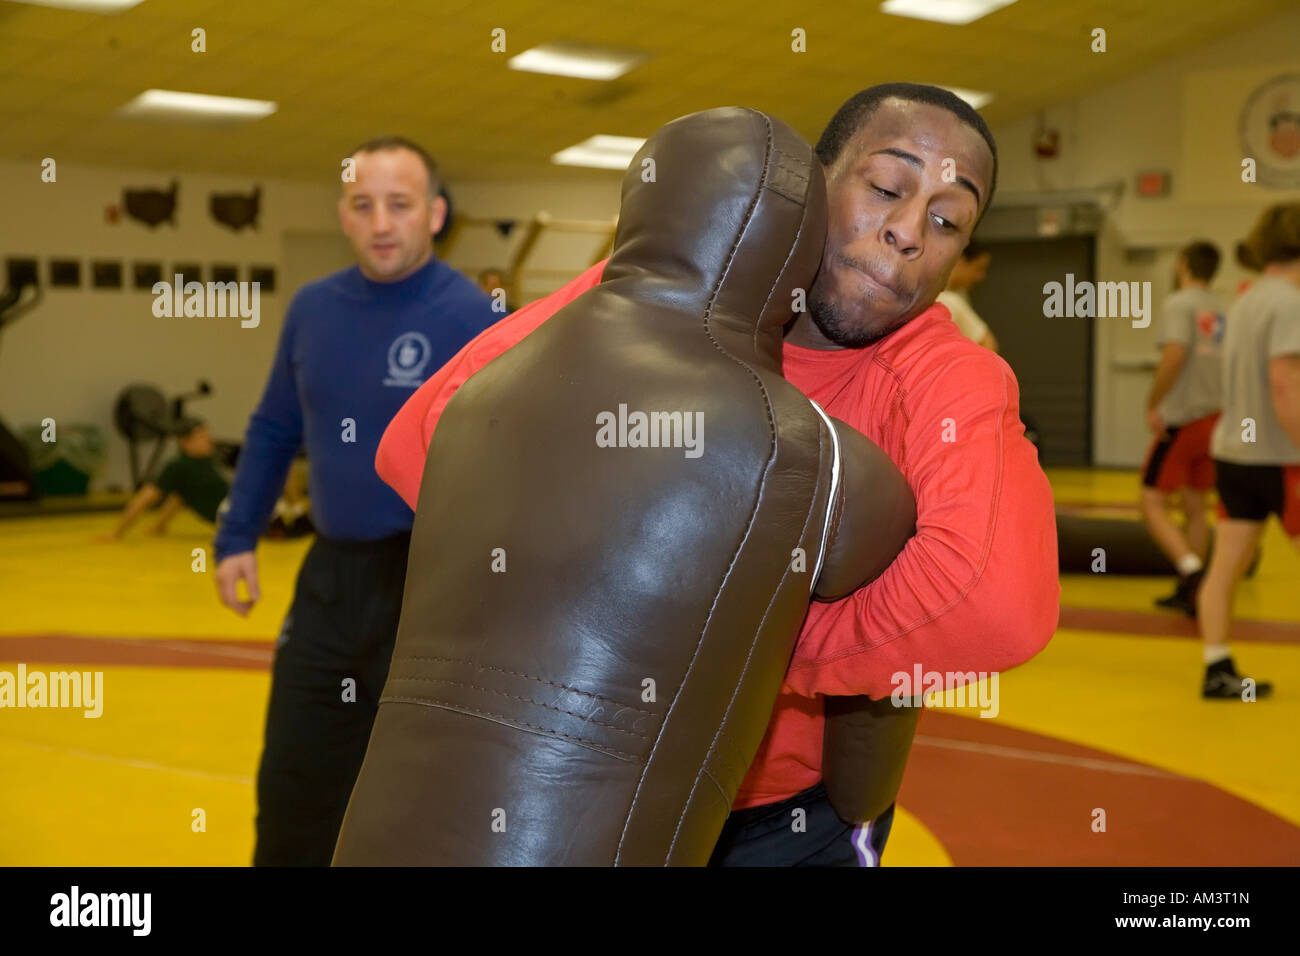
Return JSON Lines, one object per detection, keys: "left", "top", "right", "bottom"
{"left": 1146, "top": 406, "right": 1167, "bottom": 437}
{"left": 215, "top": 551, "right": 261, "bottom": 616}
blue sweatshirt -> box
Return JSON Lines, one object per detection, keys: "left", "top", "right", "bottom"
{"left": 214, "top": 256, "right": 499, "bottom": 560}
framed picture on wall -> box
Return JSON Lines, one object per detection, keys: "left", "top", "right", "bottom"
{"left": 91, "top": 261, "right": 123, "bottom": 289}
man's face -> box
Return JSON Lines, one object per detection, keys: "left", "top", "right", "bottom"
{"left": 963, "top": 251, "right": 992, "bottom": 285}
{"left": 479, "top": 271, "right": 504, "bottom": 294}
{"left": 338, "top": 148, "right": 446, "bottom": 282}
{"left": 180, "top": 425, "right": 213, "bottom": 457}
{"left": 806, "top": 99, "right": 995, "bottom": 347}
{"left": 947, "top": 250, "right": 991, "bottom": 289}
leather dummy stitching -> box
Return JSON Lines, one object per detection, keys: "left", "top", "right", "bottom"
{"left": 398, "top": 654, "right": 654, "bottom": 714}
{"left": 665, "top": 418, "right": 827, "bottom": 859}
{"left": 700, "top": 724, "right": 750, "bottom": 796}
{"left": 752, "top": 180, "right": 810, "bottom": 356}
{"left": 764, "top": 148, "right": 810, "bottom": 203}
{"left": 381, "top": 695, "right": 641, "bottom": 761}
{"left": 700, "top": 767, "right": 730, "bottom": 803}
{"left": 822, "top": 490, "right": 847, "bottom": 567}
{"left": 381, "top": 674, "right": 653, "bottom": 739}
{"left": 614, "top": 110, "right": 785, "bottom": 863}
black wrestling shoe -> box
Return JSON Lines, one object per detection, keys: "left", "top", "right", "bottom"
{"left": 1155, "top": 570, "right": 1201, "bottom": 618}
{"left": 1202, "top": 658, "right": 1273, "bottom": 700}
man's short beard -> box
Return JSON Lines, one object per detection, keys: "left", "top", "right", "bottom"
{"left": 808, "top": 294, "right": 902, "bottom": 348}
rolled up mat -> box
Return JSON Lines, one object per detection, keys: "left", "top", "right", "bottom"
{"left": 1058, "top": 511, "right": 1201, "bottom": 575}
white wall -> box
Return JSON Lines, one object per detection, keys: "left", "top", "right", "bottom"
{"left": 443, "top": 179, "right": 621, "bottom": 302}
{"left": 0, "top": 160, "right": 341, "bottom": 489}
{"left": 988, "top": 7, "right": 1300, "bottom": 466}
{"left": 0, "top": 161, "right": 619, "bottom": 491}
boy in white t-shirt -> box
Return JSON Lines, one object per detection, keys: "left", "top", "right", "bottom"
{"left": 1140, "top": 241, "right": 1226, "bottom": 616}
{"left": 1198, "top": 205, "right": 1300, "bottom": 700}
{"left": 936, "top": 241, "right": 998, "bottom": 352}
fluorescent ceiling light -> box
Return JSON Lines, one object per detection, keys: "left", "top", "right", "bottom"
{"left": 117, "top": 89, "right": 277, "bottom": 122}
{"left": 551, "top": 135, "right": 646, "bottom": 170}
{"left": 510, "top": 43, "right": 645, "bottom": 81}
{"left": 880, "top": 0, "right": 1017, "bottom": 25}
{"left": 940, "top": 85, "right": 994, "bottom": 109}
{"left": 9, "top": 0, "right": 145, "bottom": 11}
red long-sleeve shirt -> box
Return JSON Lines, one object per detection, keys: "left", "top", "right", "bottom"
{"left": 376, "top": 260, "right": 1059, "bottom": 809}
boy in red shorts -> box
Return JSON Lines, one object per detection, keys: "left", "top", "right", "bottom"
{"left": 1141, "top": 241, "right": 1226, "bottom": 616}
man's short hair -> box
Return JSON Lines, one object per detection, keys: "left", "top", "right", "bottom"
{"left": 349, "top": 135, "right": 441, "bottom": 197}
{"left": 172, "top": 417, "right": 205, "bottom": 439}
{"left": 1180, "top": 241, "right": 1220, "bottom": 281}
{"left": 1235, "top": 240, "right": 1260, "bottom": 272}
{"left": 815, "top": 83, "right": 999, "bottom": 225}
{"left": 1243, "top": 203, "right": 1300, "bottom": 267}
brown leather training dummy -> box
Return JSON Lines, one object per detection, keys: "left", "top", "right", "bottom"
{"left": 333, "top": 107, "right": 916, "bottom": 867}
{"left": 821, "top": 693, "right": 922, "bottom": 824}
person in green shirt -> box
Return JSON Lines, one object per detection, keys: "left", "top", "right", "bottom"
{"left": 98, "top": 419, "right": 229, "bottom": 539}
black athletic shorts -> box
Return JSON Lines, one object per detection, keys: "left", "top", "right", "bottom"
{"left": 707, "top": 783, "right": 895, "bottom": 866}
{"left": 1213, "top": 459, "right": 1300, "bottom": 535}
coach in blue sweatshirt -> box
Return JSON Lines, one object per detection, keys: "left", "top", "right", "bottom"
{"left": 214, "top": 136, "right": 500, "bottom": 866}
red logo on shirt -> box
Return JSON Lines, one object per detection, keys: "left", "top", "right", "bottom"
{"left": 1196, "top": 310, "right": 1224, "bottom": 344}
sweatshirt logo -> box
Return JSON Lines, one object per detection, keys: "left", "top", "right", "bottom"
{"left": 384, "top": 332, "right": 432, "bottom": 387}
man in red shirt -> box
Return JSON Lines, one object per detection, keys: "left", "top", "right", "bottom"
{"left": 375, "top": 84, "right": 1059, "bottom": 865}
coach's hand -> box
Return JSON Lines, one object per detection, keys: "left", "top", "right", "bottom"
{"left": 215, "top": 551, "right": 261, "bottom": 616}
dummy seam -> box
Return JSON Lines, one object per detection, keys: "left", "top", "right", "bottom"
{"left": 382, "top": 674, "right": 653, "bottom": 738}
{"left": 752, "top": 164, "right": 810, "bottom": 355}
{"left": 700, "top": 766, "right": 730, "bottom": 804}
{"left": 381, "top": 695, "right": 642, "bottom": 761}
{"left": 397, "top": 654, "right": 655, "bottom": 714}
{"left": 616, "top": 108, "right": 780, "bottom": 863}
{"left": 666, "top": 405, "right": 828, "bottom": 858}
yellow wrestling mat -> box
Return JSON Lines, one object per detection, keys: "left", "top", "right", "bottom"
{"left": 1, "top": 467, "right": 1297, "bottom": 866}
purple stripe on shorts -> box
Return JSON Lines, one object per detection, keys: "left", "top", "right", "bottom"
{"left": 852, "top": 820, "right": 879, "bottom": 867}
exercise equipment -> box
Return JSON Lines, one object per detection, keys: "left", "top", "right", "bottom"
{"left": 0, "top": 258, "right": 43, "bottom": 500}
{"left": 112, "top": 380, "right": 212, "bottom": 488}
{"left": 438, "top": 209, "right": 618, "bottom": 306}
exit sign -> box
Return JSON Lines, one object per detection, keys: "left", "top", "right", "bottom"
{"left": 1137, "top": 171, "right": 1171, "bottom": 197}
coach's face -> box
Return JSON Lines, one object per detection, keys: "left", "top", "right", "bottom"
{"left": 339, "top": 148, "right": 445, "bottom": 283}
{"left": 797, "top": 99, "right": 994, "bottom": 349}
